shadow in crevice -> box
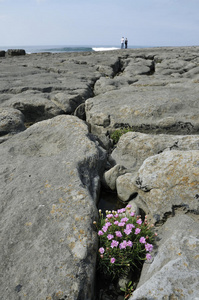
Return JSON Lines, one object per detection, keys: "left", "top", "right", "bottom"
{"left": 97, "top": 188, "right": 125, "bottom": 215}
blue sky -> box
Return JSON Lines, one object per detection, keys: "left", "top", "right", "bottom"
{"left": 0, "top": 0, "right": 199, "bottom": 47}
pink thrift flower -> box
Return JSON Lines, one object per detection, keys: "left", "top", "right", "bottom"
{"left": 99, "top": 247, "right": 105, "bottom": 254}
{"left": 139, "top": 237, "right": 146, "bottom": 244}
{"left": 114, "top": 213, "right": 119, "bottom": 218}
{"left": 106, "top": 222, "right": 112, "bottom": 227}
{"left": 130, "top": 211, "right": 135, "bottom": 217}
{"left": 126, "top": 204, "right": 132, "bottom": 209}
{"left": 135, "top": 228, "right": 141, "bottom": 235}
{"left": 146, "top": 253, "right": 152, "bottom": 261}
{"left": 127, "top": 240, "right": 133, "bottom": 247}
{"left": 124, "top": 228, "right": 132, "bottom": 235}
{"left": 115, "top": 231, "right": 123, "bottom": 238}
{"left": 117, "top": 208, "right": 126, "bottom": 214}
{"left": 121, "top": 217, "right": 129, "bottom": 223}
{"left": 98, "top": 230, "right": 104, "bottom": 236}
{"left": 102, "top": 225, "right": 108, "bottom": 233}
{"left": 118, "top": 222, "right": 125, "bottom": 227}
{"left": 145, "top": 243, "right": 153, "bottom": 253}
{"left": 126, "top": 223, "right": 135, "bottom": 230}
{"left": 119, "top": 240, "right": 128, "bottom": 249}
{"left": 107, "top": 234, "right": 114, "bottom": 240}
{"left": 110, "top": 257, "right": 116, "bottom": 264}
{"left": 111, "top": 240, "right": 119, "bottom": 248}
{"left": 136, "top": 218, "right": 142, "bottom": 225}
{"left": 106, "top": 214, "right": 114, "bottom": 219}
{"left": 114, "top": 220, "right": 119, "bottom": 225}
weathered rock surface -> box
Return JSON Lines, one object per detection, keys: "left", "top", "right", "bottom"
{"left": 108, "top": 132, "right": 199, "bottom": 203}
{"left": 102, "top": 164, "right": 127, "bottom": 190}
{"left": 123, "top": 57, "right": 155, "bottom": 76}
{"left": 0, "top": 115, "right": 106, "bottom": 300}
{"left": 133, "top": 150, "right": 199, "bottom": 223}
{"left": 85, "top": 84, "right": 199, "bottom": 139}
{"left": 116, "top": 173, "right": 137, "bottom": 202}
{"left": 111, "top": 131, "right": 199, "bottom": 173}
{"left": 130, "top": 214, "right": 199, "bottom": 300}
{"left": 2, "top": 91, "right": 64, "bottom": 124}
{"left": 0, "top": 51, "right": 122, "bottom": 135}
{"left": 94, "top": 76, "right": 137, "bottom": 95}
{"left": 84, "top": 47, "right": 199, "bottom": 141}
{"left": 1, "top": 47, "right": 199, "bottom": 299}
{"left": 0, "top": 107, "right": 26, "bottom": 135}
{"left": 1, "top": 46, "right": 199, "bottom": 139}
{"left": 6, "top": 49, "right": 26, "bottom": 56}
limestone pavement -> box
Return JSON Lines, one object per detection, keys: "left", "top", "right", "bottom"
{"left": 0, "top": 47, "right": 199, "bottom": 299}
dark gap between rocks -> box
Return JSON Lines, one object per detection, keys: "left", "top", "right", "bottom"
{"left": 97, "top": 188, "right": 125, "bottom": 215}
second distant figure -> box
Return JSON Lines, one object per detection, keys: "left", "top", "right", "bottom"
{"left": 125, "top": 38, "right": 128, "bottom": 49}
{"left": 121, "top": 37, "right": 125, "bottom": 49}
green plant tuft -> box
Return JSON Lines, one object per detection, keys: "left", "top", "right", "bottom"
{"left": 120, "top": 280, "right": 134, "bottom": 299}
{"left": 110, "top": 127, "right": 133, "bottom": 144}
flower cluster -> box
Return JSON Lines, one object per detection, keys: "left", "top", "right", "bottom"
{"left": 95, "top": 204, "right": 156, "bottom": 279}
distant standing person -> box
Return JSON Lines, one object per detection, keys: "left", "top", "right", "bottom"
{"left": 125, "top": 38, "right": 128, "bottom": 49}
{"left": 121, "top": 37, "right": 125, "bottom": 49}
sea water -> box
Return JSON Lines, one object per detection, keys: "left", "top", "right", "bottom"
{"left": 0, "top": 45, "right": 149, "bottom": 54}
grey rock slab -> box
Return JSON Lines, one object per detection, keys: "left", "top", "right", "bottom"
{"left": 102, "top": 164, "right": 127, "bottom": 190}
{"left": 2, "top": 91, "right": 64, "bottom": 123}
{"left": 111, "top": 131, "right": 199, "bottom": 173}
{"left": 0, "top": 62, "right": 60, "bottom": 94}
{"left": 50, "top": 90, "right": 91, "bottom": 114}
{"left": 134, "top": 150, "right": 199, "bottom": 223}
{"left": 6, "top": 49, "right": 26, "bottom": 56}
{"left": 184, "top": 66, "right": 199, "bottom": 78}
{"left": 0, "top": 52, "right": 122, "bottom": 120}
{"left": 94, "top": 76, "right": 137, "bottom": 95}
{"left": 85, "top": 84, "right": 199, "bottom": 138}
{"left": 64, "top": 51, "right": 121, "bottom": 78}
{"left": 123, "top": 57, "right": 154, "bottom": 76}
{"left": 130, "top": 214, "right": 199, "bottom": 300}
{"left": 1, "top": 48, "right": 199, "bottom": 132}
{"left": 0, "top": 107, "right": 25, "bottom": 135}
{"left": 133, "top": 75, "right": 188, "bottom": 86}
{"left": 116, "top": 173, "right": 137, "bottom": 201}
{"left": 0, "top": 115, "right": 106, "bottom": 300}
{"left": 155, "top": 58, "right": 197, "bottom": 76}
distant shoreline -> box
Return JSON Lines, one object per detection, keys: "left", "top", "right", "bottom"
{"left": 1, "top": 45, "right": 199, "bottom": 55}
{"left": 0, "top": 44, "right": 183, "bottom": 54}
